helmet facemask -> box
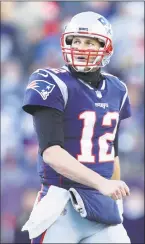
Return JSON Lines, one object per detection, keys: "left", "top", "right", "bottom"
{"left": 61, "top": 32, "right": 113, "bottom": 73}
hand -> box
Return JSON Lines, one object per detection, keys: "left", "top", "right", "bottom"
{"left": 98, "top": 179, "right": 130, "bottom": 200}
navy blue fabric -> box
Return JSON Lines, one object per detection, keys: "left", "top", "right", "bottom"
{"left": 22, "top": 67, "right": 131, "bottom": 187}
{"left": 76, "top": 188, "right": 122, "bottom": 225}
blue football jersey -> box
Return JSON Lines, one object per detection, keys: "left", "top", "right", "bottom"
{"left": 23, "top": 66, "right": 131, "bottom": 190}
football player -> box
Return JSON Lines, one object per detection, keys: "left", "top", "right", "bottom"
{"left": 22, "top": 12, "right": 131, "bottom": 243}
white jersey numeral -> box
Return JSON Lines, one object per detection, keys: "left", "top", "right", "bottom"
{"left": 77, "top": 111, "right": 96, "bottom": 163}
{"left": 77, "top": 111, "right": 119, "bottom": 163}
{"left": 34, "top": 68, "right": 67, "bottom": 77}
{"left": 34, "top": 69, "right": 49, "bottom": 77}
{"left": 99, "top": 112, "right": 119, "bottom": 162}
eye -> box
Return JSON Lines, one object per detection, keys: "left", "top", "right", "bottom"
{"left": 73, "top": 40, "right": 80, "bottom": 44}
{"left": 87, "top": 42, "right": 95, "bottom": 47}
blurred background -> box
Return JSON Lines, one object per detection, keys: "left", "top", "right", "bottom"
{"left": 1, "top": 1, "right": 144, "bottom": 243}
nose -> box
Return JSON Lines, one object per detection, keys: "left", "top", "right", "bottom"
{"left": 78, "top": 43, "right": 87, "bottom": 50}
{"left": 75, "top": 44, "right": 88, "bottom": 57}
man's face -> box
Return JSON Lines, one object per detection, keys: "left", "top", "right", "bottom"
{"left": 71, "top": 36, "right": 101, "bottom": 65}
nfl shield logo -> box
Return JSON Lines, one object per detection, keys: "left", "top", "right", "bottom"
{"left": 96, "top": 91, "right": 102, "bottom": 98}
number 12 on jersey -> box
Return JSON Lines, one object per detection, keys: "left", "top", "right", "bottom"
{"left": 77, "top": 111, "right": 119, "bottom": 163}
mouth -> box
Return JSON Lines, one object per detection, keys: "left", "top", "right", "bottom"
{"left": 74, "top": 56, "right": 95, "bottom": 64}
{"left": 75, "top": 56, "right": 87, "bottom": 62}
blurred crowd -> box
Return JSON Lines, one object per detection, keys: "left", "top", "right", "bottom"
{"left": 1, "top": 2, "right": 144, "bottom": 243}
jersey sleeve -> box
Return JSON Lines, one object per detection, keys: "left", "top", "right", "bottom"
{"left": 22, "top": 69, "right": 68, "bottom": 115}
{"left": 119, "top": 86, "right": 131, "bottom": 120}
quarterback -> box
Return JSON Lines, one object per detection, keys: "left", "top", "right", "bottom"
{"left": 22, "top": 12, "right": 131, "bottom": 243}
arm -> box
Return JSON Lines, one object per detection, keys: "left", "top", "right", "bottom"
{"left": 43, "top": 145, "right": 106, "bottom": 191}
{"left": 43, "top": 146, "right": 129, "bottom": 198}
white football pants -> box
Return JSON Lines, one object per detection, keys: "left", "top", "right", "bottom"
{"left": 41, "top": 200, "right": 131, "bottom": 243}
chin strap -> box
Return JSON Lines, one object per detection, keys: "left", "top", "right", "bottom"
{"left": 68, "top": 65, "right": 103, "bottom": 89}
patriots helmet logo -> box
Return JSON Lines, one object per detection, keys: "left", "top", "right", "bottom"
{"left": 98, "top": 17, "right": 108, "bottom": 26}
{"left": 98, "top": 17, "right": 112, "bottom": 36}
{"left": 27, "top": 80, "right": 55, "bottom": 100}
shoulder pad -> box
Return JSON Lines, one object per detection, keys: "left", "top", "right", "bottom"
{"left": 22, "top": 68, "right": 68, "bottom": 114}
{"left": 102, "top": 72, "right": 127, "bottom": 92}
{"left": 27, "top": 68, "right": 68, "bottom": 105}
